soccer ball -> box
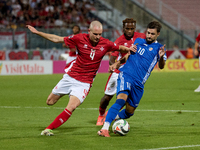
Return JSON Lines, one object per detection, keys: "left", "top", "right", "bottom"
{"left": 112, "top": 119, "right": 130, "bottom": 136}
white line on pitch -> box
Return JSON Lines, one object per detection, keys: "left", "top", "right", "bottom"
{"left": 140, "top": 144, "right": 200, "bottom": 150}
{"left": 137, "top": 109, "right": 200, "bottom": 113}
{"left": 190, "top": 78, "right": 200, "bottom": 81}
{"left": 0, "top": 106, "right": 200, "bottom": 112}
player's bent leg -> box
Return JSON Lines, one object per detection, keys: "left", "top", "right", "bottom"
{"left": 96, "top": 94, "right": 113, "bottom": 126}
{"left": 66, "top": 95, "right": 81, "bottom": 112}
{"left": 41, "top": 95, "right": 81, "bottom": 135}
{"left": 100, "top": 94, "right": 114, "bottom": 109}
{"left": 46, "top": 92, "right": 62, "bottom": 105}
{"left": 116, "top": 102, "right": 136, "bottom": 119}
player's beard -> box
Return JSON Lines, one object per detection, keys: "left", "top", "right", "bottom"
{"left": 146, "top": 37, "right": 155, "bottom": 44}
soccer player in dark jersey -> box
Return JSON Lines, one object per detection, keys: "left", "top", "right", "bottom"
{"left": 96, "top": 18, "right": 146, "bottom": 126}
{"left": 98, "top": 21, "right": 167, "bottom": 137}
{"left": 26, "top": 20, "right": 137, "bottom": 136}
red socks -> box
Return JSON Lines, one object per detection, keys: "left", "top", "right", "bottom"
{"left": 99, "top": 107, "right": 106, "bottom": 116}
{"left": 46, "top": 108, "right": 72, "bottom": 130}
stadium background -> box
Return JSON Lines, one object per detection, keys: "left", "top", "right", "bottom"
{"left": 1, "top": 1, "right": 200, "bottom": 149}
{"left": 0, "top": 0, "right": 200, "bottom": 75}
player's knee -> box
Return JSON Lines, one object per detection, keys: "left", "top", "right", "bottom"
{"left": 104, "top": 94, "right": 113, "bottom": 101}
{"left": 125, "top": 110, "right": 134, "bottom": 118}
{"left": 46, "top": 94, "right": 60, "bottom": 105}
{"left": 46, "top": 97, "right": 54, "bottom": 105}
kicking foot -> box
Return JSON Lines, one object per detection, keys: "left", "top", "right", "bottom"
{"left": 41, "top": 129, "right": 54, "bottom": 136}
{"left": 97, "top": 129, "right": 110, "bottom": 137}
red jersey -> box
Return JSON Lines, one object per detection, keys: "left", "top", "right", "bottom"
{"left": 64, "top": 33, "right": 120, "bottom": 84}
{"left": 67, "top": 34, "right": 77, "bottom": 57}
{"left": 112, "top": 32, "right": 146, "bottom": 73}
{"left": 196, "top": 33, "right": 200, "bottom": 56}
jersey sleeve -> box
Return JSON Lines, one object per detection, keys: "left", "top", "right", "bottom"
{"left": 64, "top": 35, "right": 77, "bottom": 49}
{"left": 111, "top": 51, "right": 119, "bottom": 57}
{"left": 196, "top": 33, "right": 200, "bottom": 42}
{"left": 108, "top": 40, "right": 120, "bottom": 52}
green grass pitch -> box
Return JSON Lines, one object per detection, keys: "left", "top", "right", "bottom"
{"left": 0, "top": 72, "right": 200, "bottom": 150}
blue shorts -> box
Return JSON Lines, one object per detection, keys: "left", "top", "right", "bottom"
{"left": 117, "top": 72, "right": 144, "bottom": 108}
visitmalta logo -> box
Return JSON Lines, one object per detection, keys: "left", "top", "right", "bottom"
{"left": 0, "top": 62, "right": 2, "bottom": 74}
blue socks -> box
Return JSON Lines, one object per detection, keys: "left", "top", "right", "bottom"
{"left": 105, "top": 99, "right": 126, "bottom": 124}
{"left": 118, "top": 109, "right": 134, "bottom": 119}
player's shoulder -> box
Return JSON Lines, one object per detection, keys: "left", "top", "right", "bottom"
{"left": 151, "top": 41, "right": 164, "bottom": 50}
{"left": 154, "top": 41, "right": 163, "bottom": 47}
{"left": 66, "top": 33, "right": 84, "bottom": 39}
{"left": 197, "top": 33, "right": 200, "bottom": 38}
{"left": 134, "top": 37, "right": 145, "bottom": 44}
{"left": 99, "top": 36, "right": 113, "bottom": 45}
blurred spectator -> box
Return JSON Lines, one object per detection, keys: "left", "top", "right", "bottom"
{"left": 173, "top": 43, "right": 180, "bottom": 59}
{"left": 55, "top": 15, "right": 65, "bottom": 28}
{"left": 186, "top": 43, "right": 194, "bottom": 59}
{"left": 0, "top": 0, "right": 95, "bottom": 29}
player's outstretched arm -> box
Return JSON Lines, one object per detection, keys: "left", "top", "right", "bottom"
{"left": 108, "top": 52, "right": 130, "bottom": 73}
{"left": 119, "top": 45, "right": 137, "bottom": 53}
{"left": 26, "top": 25, "right": 64, "bottom": 43}
{"left": 158, "top": 44, "right": 166, "bottom": 69}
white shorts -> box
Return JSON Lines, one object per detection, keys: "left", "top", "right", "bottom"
{"left": 52, "top": 74, "right": 90, "bottom": 103}
{"left": 104, "top": 72, "right": 119, "bottom": 96}
{"left": 66, "top": 56, "right": 77, "bottom": 64}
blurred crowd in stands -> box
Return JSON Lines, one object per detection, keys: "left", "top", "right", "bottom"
{"left": 0, "top": 0, "right": 95, "bottom": 30}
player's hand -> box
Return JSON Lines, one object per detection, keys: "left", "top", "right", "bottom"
{"left": 108, "top": 62, "right": 120, "bottom": 73}
{"left": 159, "top": 44, "right": 166, "bottom": 57}
{"left": 129, "top": 44, "right": 137, "bottom": 53}
{"left": 26, "top": 25, "right": 39, "bottom": 34}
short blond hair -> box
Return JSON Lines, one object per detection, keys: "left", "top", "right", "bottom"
{"left": 89, "top": 21, "right": 103, "bottom": 30}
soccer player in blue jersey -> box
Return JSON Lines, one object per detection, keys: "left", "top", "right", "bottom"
{"left": 97, "top": 21, "right": 167, "bottom": 137}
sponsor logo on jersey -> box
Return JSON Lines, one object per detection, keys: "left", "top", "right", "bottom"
{"left": 149, "top": 47, "right": 153, "bottom": 51}
{"left": 124, "top": 43, "right": 128, "bottom": 46}
{"left": 114, "top": 43, "right": 117, "bottom": 46}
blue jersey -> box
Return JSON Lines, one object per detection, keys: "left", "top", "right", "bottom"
{"left": 119, "top": 38, "right": 167, "bottom": 87}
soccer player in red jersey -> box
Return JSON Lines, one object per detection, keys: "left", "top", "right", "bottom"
{"left": 194, "top": 33, "right": 200, "bottom": 92}
{"left": 96, "top": 18, "right": 146, "bottom": 126}
{"left": 26, "top": 20, "right": 137, "bottom": 136}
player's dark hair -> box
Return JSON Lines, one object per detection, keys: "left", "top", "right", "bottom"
{"left": 72, "top": 25, "right": 80, "bottom": 32}
{"left": 122, "top": 18, "right": 136, "bottom": 28}
{"left": 147, "top": 21, "right": 162, "bottom": 33}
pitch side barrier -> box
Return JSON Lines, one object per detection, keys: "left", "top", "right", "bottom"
{"left": 0, "top": 59, "right": 200, "bottom": 75}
